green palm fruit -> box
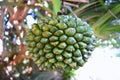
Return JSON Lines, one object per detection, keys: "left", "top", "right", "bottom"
{"left": 42, "top": 31, "right": 52, "bottom": 37}
{"left": 44, "top": 44, "right": 53, "bottom": 50}
{"left": 39, "top": 56, "right": 47, "bottom": 63}
{"left": 65, "top": 28, "right": 76, "bottom": 36}
{"left": 73, "top": 57, "right": 82, "bottom": 62}
{"left": 50, "top": 26, "right": 58, "bottom": 33}
{"left": 56, "top": 55, "right": 64, "bottom": 61}
{"left": 32, "top": 24, "right": 39, "bottom": 30}
{"left": 33, "top": 48, "right": 39, "bottom": 53}
{"left": 81, "top": 49, "right": 88, "bottom": 55}
{"left": 56, "top": 23, "right": 67, "bottom": 29}
{"left": 49, "top": 36, "right": 58, "bottom": 42}
{"left": 83, "top": 30, "right": 94, "bottom": 37}
{"left": 36, "top": 43, "right": 44, "bottom": 49}
{"left": 76, "top": 18, "right": 84, "bottom": 26}
{"left": 32, "top": 24, "right": 42, "bottom": 36}
{"left": 32, "top": 29, "right": 42, "bottom": 36}
{"left": 40, "top": 38, "right": 48, "bottom": 43}
{"left": 77, "top": 59, "right": 85, "bottom": 66}
{"left": 67, "top": 20, "right": 76, "bottom": 27}
{"left": 53, "top": 48, "right": 63, "bottom": 55}
{"left": 45, "top": 53, "right": 54, "bottom": 59}
{"left": 83, "top": 37, "right": 93, "bottom": 44}
{"left": 87, "top": 44, "right": 94, "bottom": 50}
{"left": 58, "top": 42, "right": 67, "bottom": 49}
{"left": 29, "top": 42, "right": 36, "bottom": 48}
{"left": 33, "top": 54, "right": 39, "bottom": 59}
{"left": 64, "top": 58, "right": 72, "bottom": 64}
{"left": 66, "top": 37, "right": 76, "bottom": 45}
{"left": 55, "top": 62, "right": 66, "bottom": 68}
{"left": 50, "top": 41, "right": 59, "bottom": 46}
{"left": 54, "top": 30, "right": 64, "bottom": 36}
{"left": 78, "top": 42, "right": 87, "bottom": 49}
{"left": 48, "top": 58, "right": 56, "bottom": 63}
{"left": 73, "top": 49, "right": 82, "bottom": 57}
{"left": 74, "top": 33, "right": 83, "bottom": 41}
{"left": 28, "top": 48, "right": 33, "bottom": 52}
{"left": 69, "top": 62, "right": 77, "bottom": 68}
{"left": 38, "top": 50, "right": 44, "bottom": 56}
{"left": 66, "top": 45, "right": 75, "bottom": 52}
{"left": 63, "top": 51, "right": 72, "bottom": 58}
{"left": 42, "top": 25, "right": 52, "bottom": 31}
{"left": 44, "top": 61, "right": 49, "bottom": 67}
{"left": 43, "top": 48, "right": 51, "bottom": 53}
{"left": 74, "top": 43, "right": 79, "bottom": 49}
{"left": 59, "top": 35, "right": 67, "bottom": 41}
{"left": 26, "top": 33, "right": 35, "bottom": 41}
{"left": 26, "top": 15, "right": 95, "bottom": 71}
{"left": 49, "top": 20, "right": 58, "bottom": 25}
{"left": 34, "top": 36, "right": 41, "bottom": 42}
{"left": 76, "top": 26, "right": 87, "bottom": 33}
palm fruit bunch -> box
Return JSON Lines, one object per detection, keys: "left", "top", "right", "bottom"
{"left": 26, "top": 15, "right": 95, "bottom": 71}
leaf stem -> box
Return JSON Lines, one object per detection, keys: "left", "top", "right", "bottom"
{"left": 108, "top": 9, "right": 118, "bottom": 19}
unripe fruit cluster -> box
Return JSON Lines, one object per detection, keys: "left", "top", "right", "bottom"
{"left": 26, "top": 15, "right": 95, "bottom": 71}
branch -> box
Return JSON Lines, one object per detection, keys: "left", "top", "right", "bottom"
{"left": 64, "top": 2, "right": 79, "bottom": 8}
{"left": 9, "top": 45, "right": 30, "bottom": 65}
{"left": 0, "top": 6, "right": 6, "bottom": 39}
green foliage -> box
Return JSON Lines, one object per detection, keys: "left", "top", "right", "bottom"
{"left": 92, "top": 4, "right": 120, "bottom": 28}
{"left": 52, "top": 0, "right": 61, "bottom": 15}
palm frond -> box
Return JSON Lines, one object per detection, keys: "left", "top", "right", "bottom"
{"left": 91, "top": 4, "right": 120, "bottom": 29}
{"left": 73, "top": 1, "right": 99, "bottom": 16}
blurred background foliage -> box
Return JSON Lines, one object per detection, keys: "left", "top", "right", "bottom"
{"left": 0, "top": 0, "right": 120, "bottom": 80}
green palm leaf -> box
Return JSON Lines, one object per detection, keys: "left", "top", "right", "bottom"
{"left": 92, "top": 4, "right": 120, "bottom": 29}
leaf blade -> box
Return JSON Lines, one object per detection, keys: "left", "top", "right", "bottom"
{"left": 52, "top": 0, "right": 61, "bottom": 15}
